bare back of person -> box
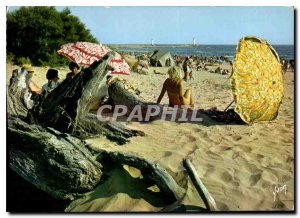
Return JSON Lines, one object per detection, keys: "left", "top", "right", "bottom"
{"left": 157, "top": 66, "right": 194, "bottom": 109}
{"left": 164, "top": 78, "right": 182, "bottom": 106}
{"left": 164, "top": 78, "right": 193, "bottom": 107}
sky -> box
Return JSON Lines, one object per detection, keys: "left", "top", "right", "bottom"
{"left": 7, "top": 6, "right": 294, "bottom": 45}
{"left": 49, "top": 6, "right": 294, "bottom": 45}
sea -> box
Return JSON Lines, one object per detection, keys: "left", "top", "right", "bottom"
{"left": 108, "top": 44, "right": 294, "bottom": 61}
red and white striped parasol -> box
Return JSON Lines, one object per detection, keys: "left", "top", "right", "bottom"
{"left": 57, "top": 42, "right": 131, "bottom": 75}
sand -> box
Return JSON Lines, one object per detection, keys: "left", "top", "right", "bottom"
{"left": 6, "top": 62, "right": 294, "bottom": 211}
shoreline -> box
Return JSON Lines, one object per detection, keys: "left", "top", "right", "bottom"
{"left": 106, "top": 44, "right": 294, "bottom": 46}
{"left": 108, "top": 44, "right": 294, "bottom": 61}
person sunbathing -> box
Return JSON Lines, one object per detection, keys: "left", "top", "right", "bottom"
{"left": 157, "top": 66, "right": 194, "bottom": 108}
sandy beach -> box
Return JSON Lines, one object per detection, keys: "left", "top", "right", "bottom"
{"left": 6, "top": 61, "right": 294, "bottom": 211}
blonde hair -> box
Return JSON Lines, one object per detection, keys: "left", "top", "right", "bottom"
{"left": 167, "top": 66, "right": 182, "bottom": 83}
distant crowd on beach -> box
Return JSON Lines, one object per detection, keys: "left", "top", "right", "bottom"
{"left": 128, "top": 51, "right": 235, "bottom": 81}
{"left": 123, "top": 50, "right": 295, "bottom": 112}
{"left": 130, "top": 50, "right": 294, "bottom": 78}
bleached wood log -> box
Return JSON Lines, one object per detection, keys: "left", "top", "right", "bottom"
{"left": 28, "top": 53, "right": 143, "bottom": 144}
{"left": 183, "top": 158, "right": 217, "bottom": 211}
{"left": 8, "top": 116, "right": 103, "bottom": 200}
{"left": 96, "top": 150, "right": 186, "bottom": 201}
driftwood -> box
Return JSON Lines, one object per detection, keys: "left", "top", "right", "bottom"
{"left": 69, "top": 113, "right": 142, "bottom": 145}
{"left": 183, "top": 159, "right": 217, "bottom": 211}
{"left": 8, "top": 116, "right": 102, "bottom": 200}
{"left": 7, "top": 85, "right": 28, "bottom": 119}
{"left": 6, "top": 53, "right": 145, "bottom": 208}
{"left": 29, "top": 55, "right": 109, "bottom": 131}
{"left": 107, "top": 76, "right": 143, "bottom": 108}
{"left": 7, "top": 53, "right": 216, "bottom": 212}
{"left": 97, "top": 150, "right": 186, "bottom": 201}
{"left": 28, "top": 53, "right": 143, "bottom": 144}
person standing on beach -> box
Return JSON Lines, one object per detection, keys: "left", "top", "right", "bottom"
{"left": 157, "top": 66, "right": 194, "bottom": 108}
{"left": 66, "top": 62, "right": 80, "bottom": 79}
{"left": 282, "top": 60, "right": 288, "bottom": 74}
{"left": 182, "top": 57, "right": 190, "bottom": 81}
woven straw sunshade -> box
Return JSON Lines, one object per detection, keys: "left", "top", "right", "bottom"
{"left": 231, "top": 36, "right": 284, "bottom": 124}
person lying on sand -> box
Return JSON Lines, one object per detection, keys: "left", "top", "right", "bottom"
{"left": 154, "top": 70, "right": 164, "bottom": 75}
{"left": 157, "top": 66, "right": 194, "bottom": 109}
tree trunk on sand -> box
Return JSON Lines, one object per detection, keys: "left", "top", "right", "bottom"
{"left": 6, "top": 54, "right": 142, "bottom": 201}
{"left": 97, "top": 150, "right": 186, "bottom": 201}
{"left": 106, "top": 76, "right": 160, "bottom": 121}
{"left": 8, "top": 116, "right": 102, "bottom": 200}
{"left": 7, "top": 85, "right": 28, "bottom": 119}
{"left": 6, "top": 53, "right": 144, "bottom": 202}
{"left": 29, "top": 53, "right": 143, "bottom": 144}
{"left": 107, "top": 76, "right": 143, "bottom": 108}
{"left": 7, "top": 54, "right": 196, "bottom": 211}
{"left": 183, "top": 159, "right": 217, "bottom": 211}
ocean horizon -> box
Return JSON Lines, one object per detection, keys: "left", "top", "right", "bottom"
{"left": 107, "top": 44, "right": 294, "bottom": 61}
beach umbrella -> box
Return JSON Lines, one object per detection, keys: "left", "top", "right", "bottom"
{"left": 57, "top": 42, "right": 131, "bottom": 75}
{"left": 230, "top": 36, "right": 284, "bottom": 124}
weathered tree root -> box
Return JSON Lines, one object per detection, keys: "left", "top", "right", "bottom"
{"left": 7, "top": 53, "right": 216, "bottom": 212}
{"left": 29, "top": 53, "right": 143, "bottom": 144}
{"left": 77, "top": 113, "right": 145, "bottom": 145}
{"left": 96, "top": 150, "right": 186, "bottom": 201}
{"left": 8, "top": 116, "right": 103, "bottom": 201}
{"left": 7, "top": 85, "right": 28, "bottom": 119}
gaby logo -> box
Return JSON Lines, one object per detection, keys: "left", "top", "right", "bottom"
{"left": 97, "top": 104, "right": 204, "bottom": 122}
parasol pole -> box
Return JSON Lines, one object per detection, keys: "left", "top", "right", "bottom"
{"left": 224, "top": 100, "right": 235, "bottom": 112}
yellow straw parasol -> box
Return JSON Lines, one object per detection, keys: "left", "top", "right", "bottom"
{"left": 231, "top": 36, "right": 284, "bottom": 124}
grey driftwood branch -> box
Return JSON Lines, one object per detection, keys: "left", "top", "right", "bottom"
{"left": 183, "top": 158, "right": 217, "bottom": 211}
{"left": 8, "top": 116, "right": 103, "bottom": 200}
{"left": 6, "top": 54, "right": 145, "bottom": 203}
{"left": 96, "top": 150, "right": 186, "bottom": 201}
{"left": 7, "top": 52, "right": 216, "bottom": 212}
{"left": 28, "top": 52, "right": 143, "bottom": 144}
